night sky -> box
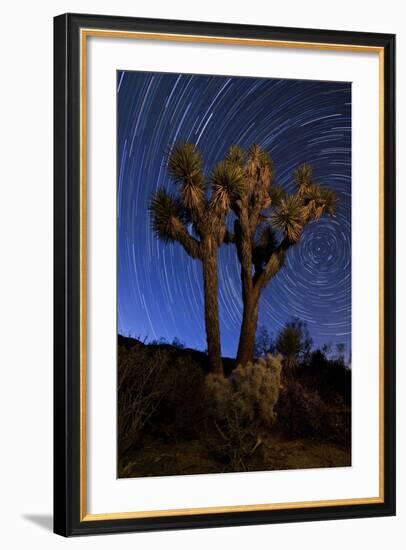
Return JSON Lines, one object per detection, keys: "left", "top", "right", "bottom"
{"left": 117, "top": 71, "right": 351, "bottom": 358}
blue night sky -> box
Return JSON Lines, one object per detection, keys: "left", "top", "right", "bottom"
{"left": 117, "top": 71, "right": 351, "bottom": 358}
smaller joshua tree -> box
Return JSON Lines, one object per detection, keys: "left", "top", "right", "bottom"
{"left": 149, "top": 143, "right": 244, "bottom": 375}
{"left": 276, "top": 318, "right": 313, "bottom": 372}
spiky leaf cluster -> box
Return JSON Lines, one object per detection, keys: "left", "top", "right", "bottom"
{"left": 294, "top": 163, "right": 313, "bottom": 195}
{"left": 268, "top": 184, "right": 285, "bottom": 207}
{"left": 149, "top": 188, "right": 187, "bottom": 242}
{"left": 317, "top": 187, "right": 337, "bottom": 216}
{"left": 247, "top": 143, "right": 273, "bottom": 170}
{"left": 168, "top": 142, "right": 206, "bottom": 213}
{"left": 271, "top": 194, "right": 306, "bottom": 243}
{"left": 210, "top": 160, "right": 245, "bottom": 213}
{"left": 302, "top": 183, "right": 338, "bottom": 221}
{"left": 226, "top": 144, "right": 245, "bottom": 167}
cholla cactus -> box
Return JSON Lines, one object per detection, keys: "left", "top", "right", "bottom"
{"left": 205, "top": 354, "right": 282, "bottom": 469}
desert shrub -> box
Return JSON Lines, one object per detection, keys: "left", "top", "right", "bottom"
{"left": 205, "top": 354, "right": 282, "bottom": 470}
{"left": 118, "top": 345, "right": 172, "bottom": 458}
{"left": 275, "top": 380, "right": 350, "bottom": 445}
{"left": 171, "top": 337, "right": 186, "bottom": 349}
{"left": 299, "top": 349, "right": 351, "bottom": 404}
{"left": 151, "top": 355, "right": 206, "bottom": 440}
{"left": 118, "top": 342, "right": 207, "bottom": 460}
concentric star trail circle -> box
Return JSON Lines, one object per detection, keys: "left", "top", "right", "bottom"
{"left": 117, "top": 71, "right": 351, "bottom": 356}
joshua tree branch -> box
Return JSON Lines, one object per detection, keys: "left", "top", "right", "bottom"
{"left": 249, "top": 193, "right": 270, "bottom": 236}
{"left": 235, "top": 203, "right": 254, "bottom": 296}
{"left": 254, "top": 238, "right": 292, "bottom": 291}
{"left": 170, "top": 217, "right": 202, "bottom": 259}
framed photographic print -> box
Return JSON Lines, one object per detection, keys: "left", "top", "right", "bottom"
{"left": 54, "top": 13, "right": 396, "bottom": 536}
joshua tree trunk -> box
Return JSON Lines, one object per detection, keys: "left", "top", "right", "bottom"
{"left": 202, "top": 238, "right": 223, "bottom": 375}
{"left": 234, "top": 213, "right": 260, "bottom": 367}
{"left": 236, "top": 290, "right": 260, "bottom": 366}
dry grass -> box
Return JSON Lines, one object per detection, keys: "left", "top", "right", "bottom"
{"left": 117, "top": 337, "right": 351, "bottom": 478}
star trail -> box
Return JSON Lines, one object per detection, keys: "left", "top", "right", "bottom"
{"left": 117, "top": 71, "right": 351, "bottom": 358}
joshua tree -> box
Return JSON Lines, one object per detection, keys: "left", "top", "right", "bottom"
{"left": 221, "top": 144, "right": 337, "bottom": 366}
{"left": 149, "top": 143, "right": 244, "bottom": 375}
{"left": 276, "top": 318, "right": 313, "bottom": 371}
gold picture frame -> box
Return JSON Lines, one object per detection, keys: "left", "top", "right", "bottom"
{"left": 54, "top": 13, "right": 396, "bottom": 536}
